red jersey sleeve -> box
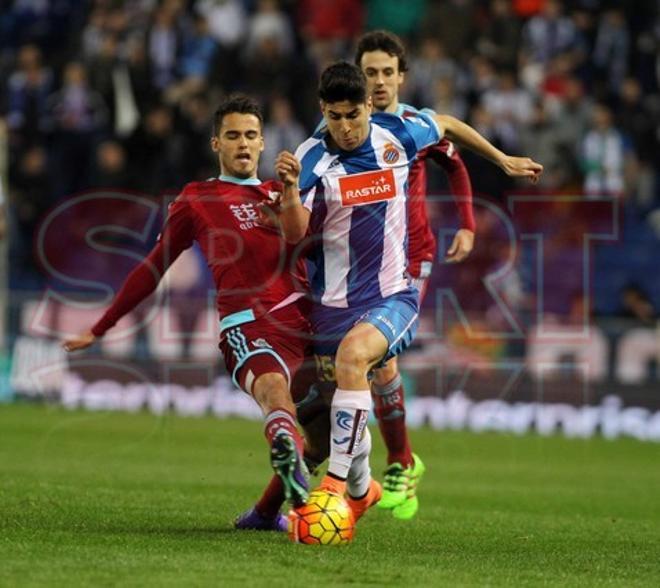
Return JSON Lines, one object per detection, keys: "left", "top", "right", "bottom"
{"left": 91, "top": 194, "right": 195, "bottom": 337}
{"left": 426, "top": 139, "right": 476, "bottom": 232}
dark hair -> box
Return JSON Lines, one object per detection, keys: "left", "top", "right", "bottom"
{"left": 212, "top": 94, "right": 263, "bottom": 136}
{"left": 318, "top": 61, "right": 367, "bottom": 104}
{"left": 355, "top": 30, "right": 408, "bottom": 73}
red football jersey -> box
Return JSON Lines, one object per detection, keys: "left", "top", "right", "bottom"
{"left": 92, "top": 178, "right": 308, "bottom": 336}
{"left": 401, "top": 108, "right": 476, "bottom": 279}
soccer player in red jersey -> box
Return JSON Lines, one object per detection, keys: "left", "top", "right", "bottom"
{"left": 354, "top": 30, "right": 477, "bottom": 519}
{"left": 62, "top": 95, "right": 313, "bottom": 531}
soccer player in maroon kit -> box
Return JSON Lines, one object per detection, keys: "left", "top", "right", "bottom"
{"left": 62, "top": 95, "right": 312, "bottom": 531}
{"left": 356, "top": 31, "right": 476, "bottom": 519}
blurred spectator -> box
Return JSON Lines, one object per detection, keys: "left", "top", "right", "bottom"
{"left": 421, "top": 0, "right": 476, "bottom": 60}
{"left": 298, "top": 0, "right": 364, "bottom": 66}
{"left": 464, "top": 55, "right": 497, "bottom": 105}
{"left": 245, "top": 0, "right": 294, "bottom": 60}
{"left": 367, "top": 0, "right": 427, "bottom": 40}
{"left": 555, "top": 76, "right": 592, "bottom": 156}
{"left": 519, "top": 100, "right": 573, "bottom": 190}
{"left": 45, "top": 61, "right": 108, "bottom": 198}
{"left": 90, "top": 140, "right": 131, "bottom": 190}
{"left": 616, "top": 77, "right": 656, "bottom": 166}
{"left": 6, "top": 44, "right": 53, "bottom": 149}
{"left": 259, "top": 96, "right": 306, "bottom": 180}
{"left": 481, "top": 70, "right": 533, "bottom": 152}
{"left": 147, "top": 5, "right": 181, "bottom": 91}
{"left": 477, "top": 0, "right": 522, "bottom": 70}
{"left": 519, "top": 0, "right": 583, "bottom": 91}
{"left": 404, "top": 37, "right": 458, "bottom": 108}
{"left": 8, "top": 145, "right": 51, "bottom": 288}
{"left": 593, "top": 9, "right": 630, "bottom": 94}
{"left": 580, "top": 104, "right": 625, "bottom": 197}
{"left": 196, "top": 0, "right": 247, "bottom": 50}
{"left": 178, "top": 93, "right": 216, "bottom": 181}
{"left": 126, "top": 103, "right": 182, "bottom": 196}
{"left": 164, "top": 14, "right": 217, "bottom": 105}
{"left": 432, "top": 77, "right": 467, "bottom": 121}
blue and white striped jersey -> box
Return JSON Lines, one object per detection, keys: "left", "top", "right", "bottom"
{"left": 296, "top": 111, "right": 442, "bottom": 308}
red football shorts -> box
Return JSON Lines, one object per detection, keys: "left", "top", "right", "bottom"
{"left": 219, "top": 303, "right": 312, "bottom": 395}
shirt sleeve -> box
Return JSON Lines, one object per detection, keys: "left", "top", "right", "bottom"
{"left": 425, "top": 140, "right": 476, "bottom": 232}
{"left": 295, "top": 140, "right": 322, "bottom": 211}
{"left": 91, "top": 195, "right": 195, "bottom": 337}
{"left": 402, "top": 110, "right": 443, "bottom": 153}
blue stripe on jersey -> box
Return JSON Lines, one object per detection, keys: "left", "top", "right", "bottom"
{"left": 347, "top": 201, "right": 388, "bottom": 305}
{"left": 370, "top": 112, "right": 417, "bottom": 161}
{"left": 371, "top": 111, "right": 440, "bottom": 159}
{"left": 308, "top": 184, "right": 327, "bottom": 301}
{"left": 341, "top": 139, "right": 387, "bottom": 306}
{"left": 298, "top": 139, "right": 326, "bottom": 197}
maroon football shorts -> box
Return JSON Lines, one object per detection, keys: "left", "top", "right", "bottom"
{"left": 219, "top": 302, "right": 313, "bottom": 395}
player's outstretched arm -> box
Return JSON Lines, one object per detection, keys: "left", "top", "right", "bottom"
{"left": 435, "top": 114, "right": 543, "bottom": 183}
{"left": 61, "top": 198, "right": 193, "bottom": 350}
{"left": 62, "top": 331, "right": 97, "bottom": 352}
{"left": 275, "top": 151, "right": 310, "bottom": 244}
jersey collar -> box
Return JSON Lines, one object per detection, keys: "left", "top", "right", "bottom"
{"left": 218, "top": 174, "right": 262, "bottom": 186}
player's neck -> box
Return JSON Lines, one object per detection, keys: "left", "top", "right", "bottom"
{"left": 383, "top": 98, "right": 400, "bottom": 115}
{"left": 375, "top": 98, "right": 399, "bottom": 114}
{"left": 219, "top": 173, "right": 262, "bottom": 185}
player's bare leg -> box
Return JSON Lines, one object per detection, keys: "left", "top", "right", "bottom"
{"left": 319, "top": 323, "right": 387, "bottom": 496}
{"left": 234, "top": 372, "right": 309, "bottom": 531}
{"left": 372, "top": 357, "right": 425, "bottom": 519}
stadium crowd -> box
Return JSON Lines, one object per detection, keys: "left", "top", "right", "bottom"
{"left": 2, "top": 0, "right": 659, "bottom": 317}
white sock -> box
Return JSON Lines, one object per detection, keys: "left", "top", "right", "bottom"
{"left": 327, "top": 389, "right": 371, "bottom": 480}
{"left": 347, "top": 426, "right": 372, "bottom": 499}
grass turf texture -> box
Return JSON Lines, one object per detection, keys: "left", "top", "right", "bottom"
{"left": 1, "top": 404, "right": 659, "bottom": 587}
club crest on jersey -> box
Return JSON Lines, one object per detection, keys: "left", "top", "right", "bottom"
{"left": 251, "top": 338, "right": 272, "bottom": 349}
{"left": 338, "top": 168, "right": 396, "bottom": 207}
{"left": 230, "top": 203, "right": 259, "bottom": 230}
{"left": 382, "top": 142, "right": 400, "bottom": 164}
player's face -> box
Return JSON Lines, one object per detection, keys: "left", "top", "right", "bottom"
{"left": 321, "top": 99, "right": 372, "bottom": 151}
{"left": 211, "top": 112, "right": 264, "bottom": 178}
{"left": 360, "top": 50, "right": 404, "bottom": 113}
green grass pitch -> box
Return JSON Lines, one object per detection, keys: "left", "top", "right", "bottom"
{"left": 1, "top": 403, "right": 659, "bottom": 587}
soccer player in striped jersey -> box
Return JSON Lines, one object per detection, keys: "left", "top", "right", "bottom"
{"left": 355, "top": 30, "right": 476, "bottom": 519}
{"left": 62, "top": 95, "right": 314, "bottom": 531}
{"left": 275, "top": 62, "right": 542, "bottom": 512}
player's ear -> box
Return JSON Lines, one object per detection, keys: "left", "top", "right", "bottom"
{"left": 210, "top": 136, "right": 220, "bottom": 153}
{"left": 319, "top": 100, "right": 325, "bottom": 115}
{"left": 259, "top": 133, "right": 264, "bottom": 153}
{"left": 365, "top": 97, "right": 373, "bottom": 115}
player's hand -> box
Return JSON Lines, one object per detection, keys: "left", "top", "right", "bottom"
{"left": 62, "top": 331, "right": 96, "bottom": 352}
{"left": 445, "top": 229, "right": 474, "bottom": 263}
{"left": 256, "top": 197, "right": 281, "bottom": 228}
{"left": 275, "top": 151, "right": 301, "bottom": 186}
{"left": 499, "top": 155, "right": 543, "bottom": 183}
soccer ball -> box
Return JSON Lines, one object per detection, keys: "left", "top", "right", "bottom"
{"left": 288, "top": 490, "right": 355, "bottom": 545}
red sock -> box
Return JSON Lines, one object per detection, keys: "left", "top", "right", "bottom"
{"left": 255, "top": 475, "right": 286, "bottom": 518}
{"left": 372, "top": 375, "right": 413, "bottom": 467}
{"left": 264, "top": 408, "right": 304, "bottom": 454}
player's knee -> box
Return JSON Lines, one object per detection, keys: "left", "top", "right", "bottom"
{"left": 252, "top": 372, "right": 292, "bottom": 414}
{"left": 335, "top": 338, "right": 373, "bottom": 382}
